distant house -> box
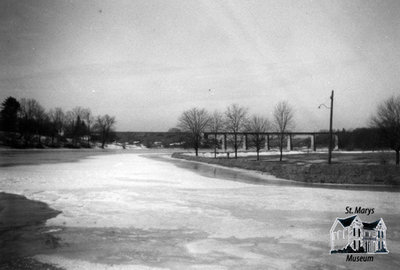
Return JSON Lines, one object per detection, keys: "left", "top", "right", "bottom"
{"left": 330, "top": 215, "right": 388, "bottom": 254}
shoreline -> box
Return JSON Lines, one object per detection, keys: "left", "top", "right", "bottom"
{"left": 171, "top": 152, "right": 400, "bottom": 190}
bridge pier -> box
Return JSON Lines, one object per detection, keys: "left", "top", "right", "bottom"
{"left": 287, "top": 134, "right": 293, "bottom": 151}
{"left": 334, "top": 134, "right": 339, "bottom": 150}
{"left": 221, "top": 134, "right": 227, "bottom": 151}
{"left": 218, "top": 134, "right": 224, "bottom": 150}
{"left": 311, "top": 134, "right": 316, "bottom": 151}
{"left": 242, "top": 134, "right": 248, "bottom": 150}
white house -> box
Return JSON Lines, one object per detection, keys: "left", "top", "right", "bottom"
{"left": 330, "top": 215, "right": 388, "bottom": 254}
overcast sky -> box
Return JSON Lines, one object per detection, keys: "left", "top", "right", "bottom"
{"left": 1, "top": 0, "right": 399, "bottom": 131}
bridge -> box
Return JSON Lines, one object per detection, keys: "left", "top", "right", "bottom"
{"left": 203, "top": 132, "right": 339, "bottom": 152}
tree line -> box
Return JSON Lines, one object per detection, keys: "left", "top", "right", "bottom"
{"left": 178, "top": 95, "right": 400, "bottom": 165}
{"left": 178, "top": 101, "right": 294, "bottom": 161}
{"left": 0, "top": 96, "right": 116, "bottom": 148}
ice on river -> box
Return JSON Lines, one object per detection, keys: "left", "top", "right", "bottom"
{"left": 1, "top": 152, "right": 399, "bottom": 269}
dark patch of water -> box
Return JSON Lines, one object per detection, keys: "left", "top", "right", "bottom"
{"left": 0, "top": 192, "right": 61, "bottom": 267}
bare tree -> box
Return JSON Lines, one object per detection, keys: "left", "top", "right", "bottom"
{"left": 64, "top": 110, "right": 75, "bottom": 139}
{"left": 245, "top": 115, "right": 270, "bottom": 161}
{"left": 273, "top": 101, "right": 294, "bottom": 161}
{"left": 209, "top": 110, "right": 224, "bottom": 158}
{"left": 81, "top": 108, "right": 93, "bottom": 145}
{"left": 19, "top": 98, "right": 46, "bottom": 145}
{"left": 48, "top": 107, "right": 65, "bottom": 144}
{"left": 64, "top": 107, "right": 93, "bottom": 146}
{"left": 224, "top": 104, "right": 248, "bottom": 159}
{"left": 94, "top": 114, "right": 116, "bottom": 148}
{"left": 178, "top": 108, "right": 210, "bottom": 156}
{"left": 64, "top": 108, "right": 84, "bottom": 146}
{"left": 371, "top": 95, "right": 400, "bottom": 165}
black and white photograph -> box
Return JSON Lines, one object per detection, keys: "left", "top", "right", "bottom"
{"left": 0, "top": 0, "right": 399, "bottom": 269}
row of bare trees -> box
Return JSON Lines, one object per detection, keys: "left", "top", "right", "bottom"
{"left": 178, "top": 94, "right": 400, "bottom": 165}
{"left": 0, "top": 96, "right": 116, "bottom": 148}
{"left": 178, "top": 101, "right": 294, "bottom": 160}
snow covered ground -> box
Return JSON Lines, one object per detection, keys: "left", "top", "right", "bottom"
{"left": 1, "top": 151, "right": 399, "bottom": 269}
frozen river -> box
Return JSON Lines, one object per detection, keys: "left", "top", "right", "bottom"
{"left": 1, "top": 150, "right": 399, "bottom": 269}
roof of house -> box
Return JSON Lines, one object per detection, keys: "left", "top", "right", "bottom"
{"left": 338, "top": 215, "right": 357, "bottom": 227}
{"left": 362, "top": 219, "right": 381, "bottom": 230}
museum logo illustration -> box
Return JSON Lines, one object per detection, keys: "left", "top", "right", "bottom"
{"left": 330, "top": 214, "right": 389, "bottom": 254}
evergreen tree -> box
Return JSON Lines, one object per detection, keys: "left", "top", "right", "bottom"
{"left": 0, "top": 96, "right": 20, "bottom": 132}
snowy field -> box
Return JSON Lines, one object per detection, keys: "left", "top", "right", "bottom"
{"left": 1, "top": 150, "right": 399, "bottom": 269}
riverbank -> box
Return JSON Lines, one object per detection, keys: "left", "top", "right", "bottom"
{"left": 0, "top": 192, "right": 62, "bottom": 269}
{"left": 172, "top": 152, "right": 400, "bottom": 186}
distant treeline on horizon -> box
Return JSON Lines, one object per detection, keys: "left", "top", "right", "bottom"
{"left": 0, "top": 96, "right": 116, "bottom": 148}
{"left": 0, "top": 95, "right": 393, "bottom": 151}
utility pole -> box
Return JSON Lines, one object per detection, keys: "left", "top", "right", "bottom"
{"left": 328, "top": 90, "right": 334, "bottom": 164}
